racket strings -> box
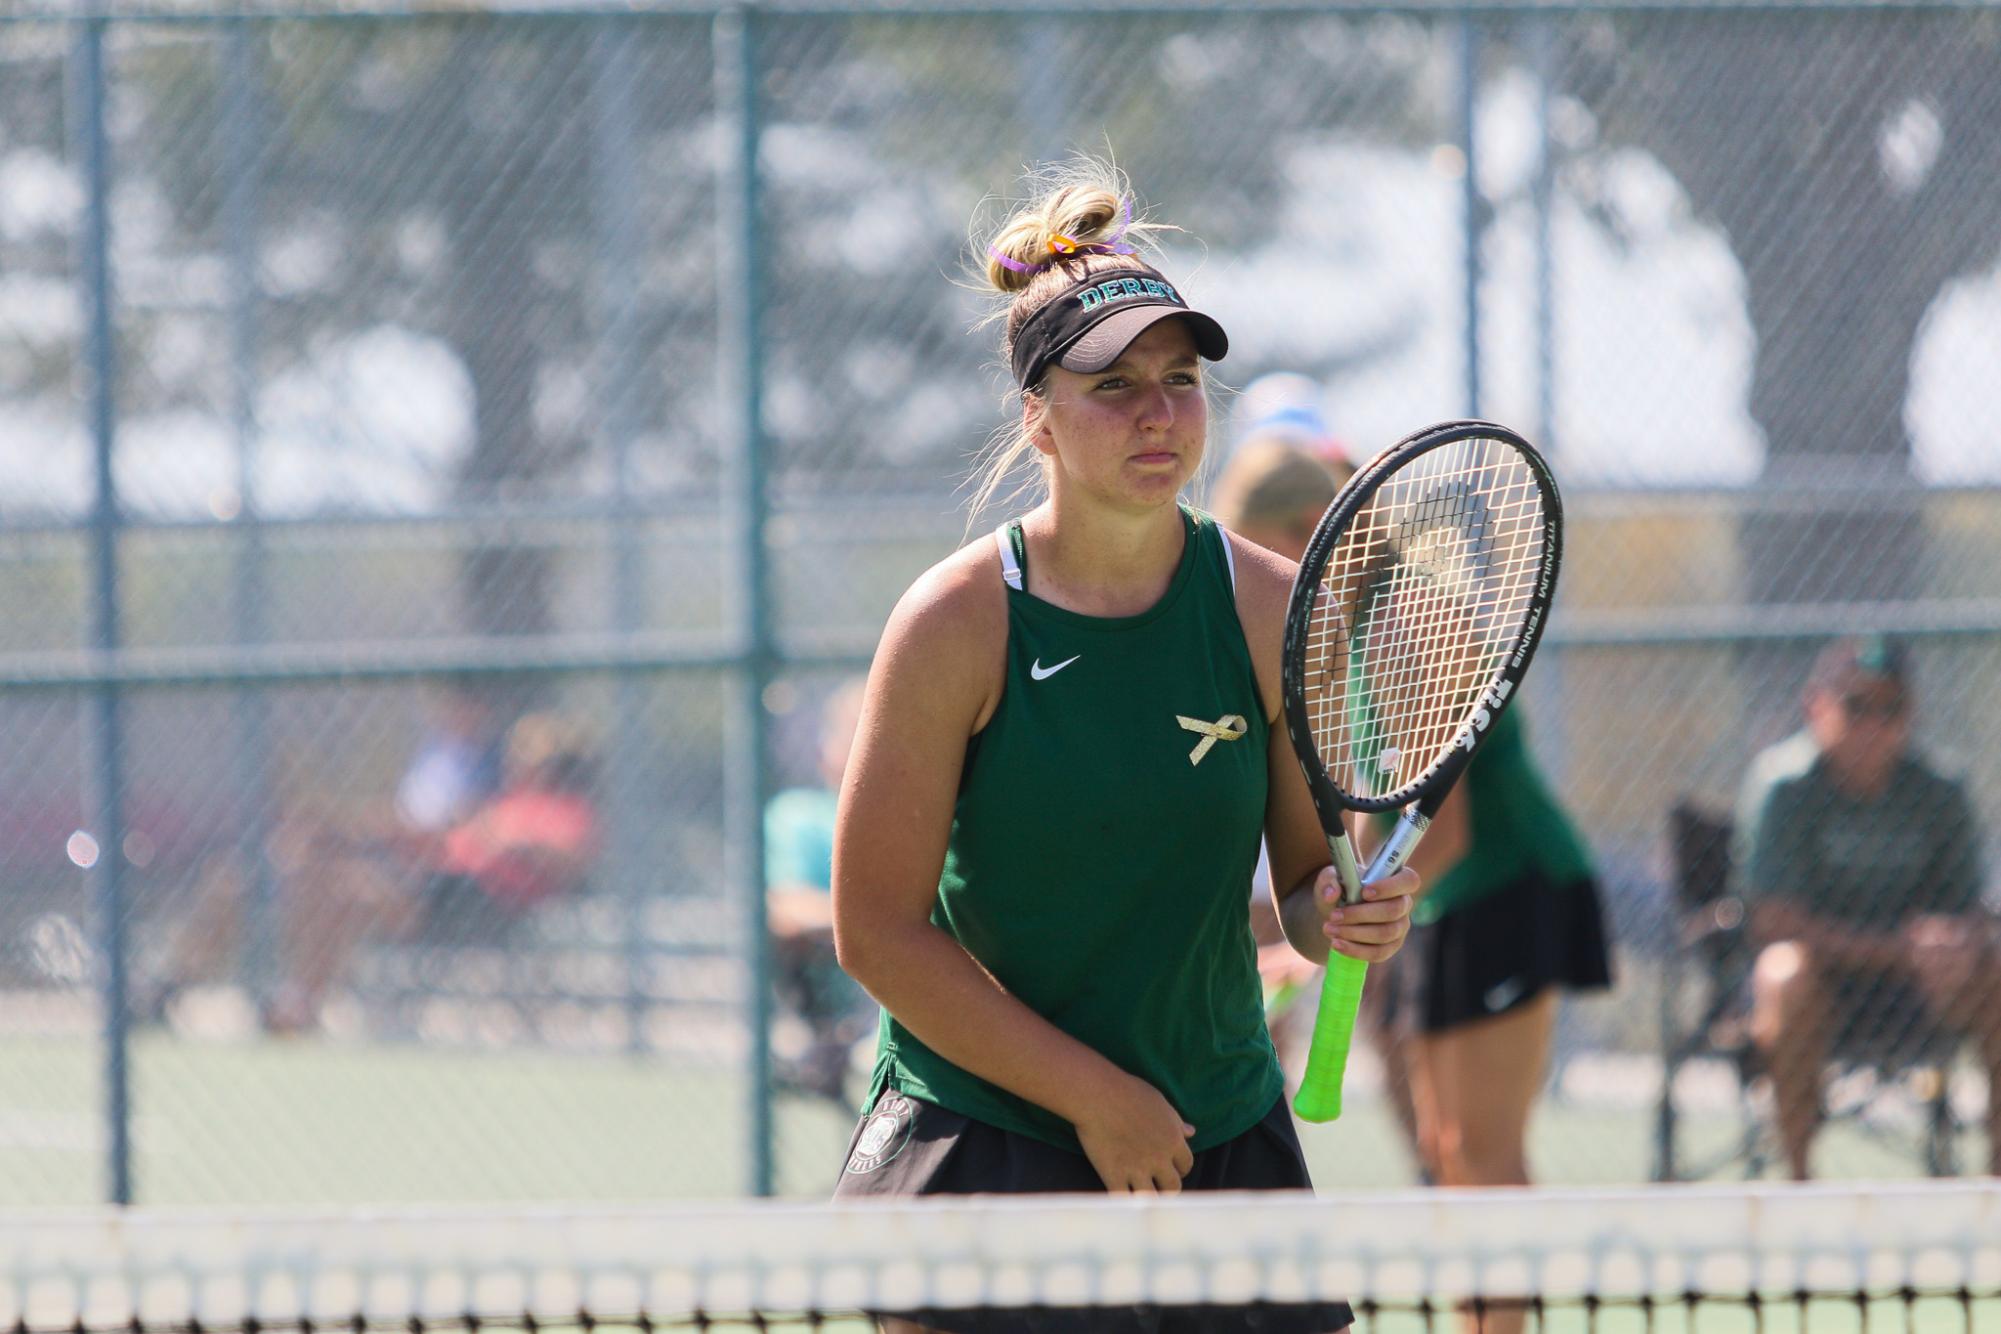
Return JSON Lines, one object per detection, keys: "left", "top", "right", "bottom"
{"left": 1359, "top": 456, "right": 1540, "bottom": 752}
{"left": 1304, "top": 436, "right": 1548, "bottom": 798}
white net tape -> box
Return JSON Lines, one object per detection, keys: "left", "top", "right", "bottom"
{"left": 5, "top": 1184, "right": 2000, "bottom": 1329}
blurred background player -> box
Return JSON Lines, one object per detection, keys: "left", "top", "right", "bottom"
{"left": 1737, "top": 634, "right": 2001, "bottom": 1178}
{"left": 407, "top": 712, "right": 600, "bottom": 943}
{"left": 765, "top": 677, "right": 874, "bottom": 1101}
{"left": 1219, "top": 378, "right": 1615, "bottom": 1228}
{"left": 279, "top": 709, "right": 599, "bottom": 1032}
{"left": 1369, "top": 697, "right": 1613, "bottom": 1178}
{"left": 1207, "top": 377, "right": 1352, "bottom": 1081}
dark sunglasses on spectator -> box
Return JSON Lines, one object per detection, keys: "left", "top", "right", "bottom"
{"left": 1841, "top": 691, "right": 1907, "bottom": 720}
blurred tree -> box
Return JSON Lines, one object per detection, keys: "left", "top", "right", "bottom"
{"left": 116, "top": 17, "right": 717, "bottom": 635}
{"left": 1563, "top": 10, "right": 2001, "bottom": 610}
{"left": 0, "top": 25, "right": 80, "bottom": 478}
{"left": 26, "top": 7, "right": 2000, "bottom": 622}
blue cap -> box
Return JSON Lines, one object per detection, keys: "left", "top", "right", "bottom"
{"left": 1810, "top": 634, "right": 1910, "bottom": 690}
{"left": 1235, "top": 372, "right": 1329, "bottom": 446}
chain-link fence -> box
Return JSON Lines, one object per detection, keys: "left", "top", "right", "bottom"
{"left": 4, "top": 1, "right": 2001, "bottom": 1205}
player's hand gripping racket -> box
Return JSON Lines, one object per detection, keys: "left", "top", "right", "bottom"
{"left": 1281, "top": 420, "right": 1563, "bottom": 1123}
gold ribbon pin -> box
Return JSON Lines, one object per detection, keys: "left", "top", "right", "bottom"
{"left": 1177, "top": 714, "right": 1247, "bottom": 766}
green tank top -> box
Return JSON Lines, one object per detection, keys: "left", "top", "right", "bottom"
{"left": 1408, "top": 707, "right": 1596, "bottom": 925}
{"left": 871, "top": 506, "right": 1283, "bottom": 1153}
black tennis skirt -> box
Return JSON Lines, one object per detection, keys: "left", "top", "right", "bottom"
{"left": 1375, "top": 869, "right": 1614, "bottom": 1034}
{"left": 830, "top": 1091, "right": 1353, "bottom": 1333}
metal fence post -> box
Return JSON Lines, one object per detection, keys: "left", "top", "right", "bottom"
{"left": 222, "top": 18, "right": 281, "bottom": 1018}
{"left": 72, "top": 15, "right": 133, "bottom": 1206}
{"left": 1525, "top": 12, "right": 1571, "bottom": 784}
{"left": 715, "top": 1, "right": 775, "bottom": 1197}
{"left": 590, "top": 19, "right": 657, "bottom": 1058}
{"left": 1530, "top": 15, "right": 1555, "bottom": 458}
{"left": 1458, "top": 12, "right": 1482, "bottom": 419}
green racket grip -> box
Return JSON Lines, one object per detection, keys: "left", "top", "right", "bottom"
{"left": 1291, "top": 809, "right": 1431, "bottom": 1122}
{"left": 1292, "top": 952, "right": 1368, "bottom": 1123}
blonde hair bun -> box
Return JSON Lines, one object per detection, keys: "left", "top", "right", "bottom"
{"left": 984, "top": 185, "right": 1132, "bottom": 293}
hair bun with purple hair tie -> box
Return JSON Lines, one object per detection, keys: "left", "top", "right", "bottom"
{"left": 989, "top": 197, "right": 1136, "bottom": 276}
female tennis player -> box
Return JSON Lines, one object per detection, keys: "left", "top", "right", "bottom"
{"left": 827, "top": 163, "right": 1416, "bottom": 1334}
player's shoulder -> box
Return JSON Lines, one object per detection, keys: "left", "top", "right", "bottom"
{"left": 877, "top": 530, "right": 1009, "bottom": 674}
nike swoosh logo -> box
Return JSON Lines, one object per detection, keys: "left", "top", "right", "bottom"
{"left": 1029, "top": 655, "right": 1081, "bottom": 681}
{"left": 1484, "top": 977, "right": 1527, "bottom": 1013}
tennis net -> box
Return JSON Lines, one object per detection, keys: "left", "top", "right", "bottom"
{"left": 6, "top": 1183, "right": 1999, "bottom": 1332}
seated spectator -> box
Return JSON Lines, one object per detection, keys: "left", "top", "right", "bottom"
{"left": 1737, "top": 635, "right": 2001, "bottom": 1177}
{"left": 150, "top": 705, "right": 596, "bottom": 1035}
{"left": 148, "top": 681, "right": 500, "bottom": 1026}
{"left": 411, "top": 712, "right": 600, "bottom": 942}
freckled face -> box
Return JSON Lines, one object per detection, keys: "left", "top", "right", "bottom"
{"left": 1029, "top": 319, "right": 1207, "bottom": 513}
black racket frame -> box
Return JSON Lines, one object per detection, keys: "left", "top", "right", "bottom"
{"left": 1280, "top": 419, "right": 1565, "bottom": 837}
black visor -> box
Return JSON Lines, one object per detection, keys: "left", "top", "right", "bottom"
{"left": 1010, "top": 262, "right": 1229, "bottom": 390}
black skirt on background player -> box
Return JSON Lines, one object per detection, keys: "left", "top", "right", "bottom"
{"left": 1376, "top": 867, "right": 1613, "bottom": 1034}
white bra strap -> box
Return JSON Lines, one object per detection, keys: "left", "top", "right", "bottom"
{"left": 995, "top": 524, "right": 1024, "bottom": 591}
{"left": 996, "top": 518, "right": 1230, "bottom": 593}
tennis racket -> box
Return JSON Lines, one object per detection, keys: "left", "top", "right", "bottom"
{"left": 1280, "top": 419, "right": 1563, "bottom": 1123}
